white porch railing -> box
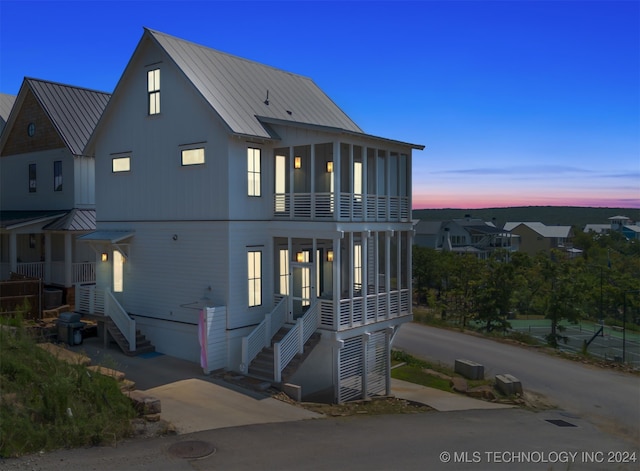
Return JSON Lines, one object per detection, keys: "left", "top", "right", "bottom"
{"left": 240, "top": 296, "right": 287, "bottom": 373}
{"left": 104, "top": 289, "right": 136, "bottom": 352}
{"left": 75, "top": 284, "right": 104, "bottom": 315}
{"left": 16, "top": 262, "right": 44, "bottom": 279}
{"left": 73, "top": 263, "right": 95, "bottom": 284}
{"left": 273, "top": 301, "right": 320, "bottom": 383}
{"left": 274, "top": 193, "right": 408, "bottom": 222}
{"left": 319, "top": 288, "right": 410, "bottom": 331}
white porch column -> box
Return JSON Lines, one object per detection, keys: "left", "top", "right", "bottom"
{"left": 333, "top": 141, "right": 340, "bottom": 219}
{"left": 333, "top": 236, "right": 341, "bottom": 330}
{"left": 310, "top": 144, "right": 316, "bottom": 217}
{"left": 408, "top": 229, "right": 414, "bottom": 313}
{"left": 385, "top": 231, "right": 391, "bottom": 318}
{"left": 348, "top": 231, "right": 354, "bottom": 327}
{"left": 9, "top": 232, "right": 17, "bottom": 273}
{"left": 362, "top": 231, "right": 369, "bottom": 299}
{"left": 64, "top": 232, "right": 73, "bottom": 287}
{"left": 44, "top": 233, "right": 52, "bottom": 283}
{"left": 362, "top": 146, "right": 368, "bottom": 221}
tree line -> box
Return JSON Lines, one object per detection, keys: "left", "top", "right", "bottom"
{"left": 412, "top": 230, "right": 640, "bottom": 347}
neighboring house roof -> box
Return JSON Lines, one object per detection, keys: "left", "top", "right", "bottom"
{"left": 26, "top": 79, "right": 111, "bottom": 155}
{"left": 584, "top": 224, "right": 610, "bottom": 233}
{"left": 43, "top": 209, "right": 95, "bottom": 231}
{"left": 0, "top": 210, "right": 68, "bottom": 230}
{"left": 462, "top": 224, "right": 504, "bottom": 235}
{"left": 139, "top": 29, "right": 423, "bottom": 150}
{"left": 1, "top": 78, "right": 110, "bottom": 156}
{"left": 504, "top": 222, "right": 572, "bottom": 238}
{"left": 0, "top": 93, "right": 17, "bottom": 133}
{"left": 608, "top": 216, "right": 630, "bottom": 221}
{"left": 414, "top": 220, "right": 443, "bottom": 235}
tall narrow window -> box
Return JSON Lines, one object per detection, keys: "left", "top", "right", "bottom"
{"left": 28, "top": 164, "right": 36, "bottom": 193}
{"left": 147, "top": 69, "right": 160, "bottom": 115}
{"left": 275, "top": 154, "right": 287, "bottom": 212}
{"left": 279, "top": 249, "right": 289, "bottom": 295}
{"left": 53, "top": 161, "right": 63, "bottom": 191}
{"left": 113, "top": 250, "right": 124, "bottom": 293}
{"left": 354, "top": 243, "right": 362, "bottom": 292}
{"left": 248, "top": 251, "right": 262, "bottom": 307}
{"left": 247, "top": 147, "right": 261, "bottom": 196}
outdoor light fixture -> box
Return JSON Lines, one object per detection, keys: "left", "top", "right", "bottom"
{"left": 296, "top": 252, "right": 304, "bottom": 263}
{"left": 326, "top": 161, "right": 333, "bottom": 173}
{"left": 327, "top": 250, "right": 334, "bottom": 262}
{"left": 294, "top": 156, "right": 301, "bottom": 169}
{"left": 101, "top": 252, "right": 108, "bottom": 262}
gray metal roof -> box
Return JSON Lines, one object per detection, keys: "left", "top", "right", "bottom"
{"left": 43, "top": 209, "right": 96, "bottom": 231}
{"left": 147, "top": 29, "right": 364, "bottom": 139}
{"left": 0, "top": 93, "right": 16, "bottom": 133}
{"left": 27, "top": 79, "right": 110, "bottom": 156}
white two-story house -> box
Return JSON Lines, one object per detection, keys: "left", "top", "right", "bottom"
{"left": 81, "top": 28, "right": 423, "bottom": 403}
{"left": 0, "top": 79, "right": 109, "bottom": 305}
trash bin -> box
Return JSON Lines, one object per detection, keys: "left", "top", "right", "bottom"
{"left": 56, "top": 312, "right": 85, "bottom": 346}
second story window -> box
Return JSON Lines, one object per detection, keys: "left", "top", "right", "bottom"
{"left": 29, "top": 163, "right": 36, "bottom": 193}
{"left": 181, "top": 147, "right": 205, "bottom": 166}
{"left": 247, "top": 147, "right": 261, "bottom": 196}
{"left": 112, "top": 156, "right": 131, "bottom": 173}
{"left": 147, "top": 68, "right": 160, "bottom": 115}
{"left": 53, "top": 161, "right": 63, "bottom": 191}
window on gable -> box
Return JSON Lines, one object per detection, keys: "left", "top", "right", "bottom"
{"left": 147, "top": 68, "right": 160, "bottom": 115}
{"left": 247, "top": 147, "right": 261, "bottom": 196}
{"left": 248, "top": 250, "right": 262, "bottom": 307}
{"left": 29, "top": 164, "right": 36, "bottom": 193}
{"left": 53, "top": 161, "right": 63, "bottom": 191}
{"left": 112, "top": 156, "right": 131, "bottom": 173}
{"left": 181, "top": 147, "right": 205, "bottom": 166}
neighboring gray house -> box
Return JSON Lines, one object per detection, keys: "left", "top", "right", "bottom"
{"left": 0, "top": 93, "right": 17, "bottom": 135}
{"left": 415, "top": 216, "right": 513, "bottom": 259}
{"left": 79, "top": 28, "right": 423, "bottom": 403}
{"left": 503, "top": 222, "right": 575, "bottom": 256}
{"left": 0, "top": 78, "right": 109, "bottom": 296}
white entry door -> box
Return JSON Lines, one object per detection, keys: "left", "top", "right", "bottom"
{"left": 290, "top": 262, "right": 315, "bottom": 321}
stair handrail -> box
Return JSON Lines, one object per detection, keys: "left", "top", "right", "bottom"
{"left": 240, "top": 296, "right": 287, "bottom": 373}
{"left": 273, "top": 301, "right": 320, "bottom": 383}
{"left": 104, "top": 289, "right": 136, "bottom": 352}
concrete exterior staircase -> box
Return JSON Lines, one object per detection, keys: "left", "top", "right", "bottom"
{"left": 105, "top": 318, "right": 155, "bottom": 357}
{"left": 248, "top": 325, "right": 321, "bottom": 384}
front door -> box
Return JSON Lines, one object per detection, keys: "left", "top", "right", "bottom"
{"left": 290, "top": 262, "right": 315, "bottom": 321}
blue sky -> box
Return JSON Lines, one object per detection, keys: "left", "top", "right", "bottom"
{"left": 1, "top": 0, "right": 638, "bottom": 208}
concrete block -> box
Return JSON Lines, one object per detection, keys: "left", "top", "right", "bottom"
{"left": 495, "top": 374, "right": 523, "bottom": 396}
{"left": 282, "top": 383, "right": 302, "bottom": 402}
{"left": 455, "top": 359, "right": 485, "bottom": 380}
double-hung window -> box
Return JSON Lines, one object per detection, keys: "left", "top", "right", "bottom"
{"left": 29, "top": 164, "right": 36, "bottom": 193}
{"left": 148, "top": 69, "right": 160, "bottom": 115}
{"left": 247, "top": 147, "right": 261, "bottom": 196}
{"left": 53, "top": 161, "right": 63, "bottom": 191}
{"left": 248, "top": 250, "right": 262, "bottom": 307}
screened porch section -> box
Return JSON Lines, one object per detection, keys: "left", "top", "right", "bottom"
{"left": 274, "top": 230, "right": 412, "bottom": 332}
{"left": 273, "top": 142, "right": 410, "bottom": 222}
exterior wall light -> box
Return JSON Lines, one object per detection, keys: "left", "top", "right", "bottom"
{"left": 101, "top": 252, "right": 108, "bottom": 262}
{"left": 326, "top": 161, "right": 333, "bottom": 173}
{"left": 327, "top": 250, "right": 334, "bottom": 262}
{"left": 296, "top": 252, "right": 304, "bottom": 263}
{"left": 294, "top": 156, "right": 301, "bottom": 169}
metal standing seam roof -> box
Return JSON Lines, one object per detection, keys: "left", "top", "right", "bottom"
{"left": 505, "top": 222, "right": 572, "bottom": 238}
{"left": 43, "top": 209, "right": 96, "bottom": 231}
{"left": 27, "top": 79, "right": 110, "bottom": 156}
{"left": 0, "top": 93, "right": 16, "bottom": 129}
{"left": 147, "top": 28, "right": 364, "bottom": 139}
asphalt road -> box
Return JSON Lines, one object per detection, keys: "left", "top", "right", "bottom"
{"left": 393, "top": 322, "right": 640, "bottom": 445}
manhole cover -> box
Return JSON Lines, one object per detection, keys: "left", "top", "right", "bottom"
{"left": 168, "top": 440, "right": 216, "bottom": 459}
{"left": 546, "top": 419, "right": 576, "bottom": 427}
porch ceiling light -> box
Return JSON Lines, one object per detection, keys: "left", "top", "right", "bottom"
{"left": 101, "top": 252, "right": 108, "bottom": 262}
{"left": 296, "top": 252, "right": 304, "bottom": 263}
{"left": 327, "top": 250, "right": 334, "bottom": 262}
{"left": 294, "top": 156, "right": 301, "bottom": 169}
{"left": 326, "top": 161, "right": 333, "bottom": 173}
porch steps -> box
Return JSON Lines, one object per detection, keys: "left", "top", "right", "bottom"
{"left": 105, "top": 318, "right": 156, "bottom": 357}
{"left": 248, "top": 326, "right": 321, "bottom": 384}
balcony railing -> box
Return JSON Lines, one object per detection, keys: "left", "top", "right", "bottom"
{"left": 318, "top": 288, "right": 410, "bottom": 331}
{"left": 10, "top": 262, "right": 95, "bottom": 285}
{"left": 274, "top": 193, "right": 409, "bottom": 222}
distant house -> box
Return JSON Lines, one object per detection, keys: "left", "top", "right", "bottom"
{"left": 0, "top": 93, "right": 16, "bottom": 135}
{"left": 79, "top": 28, "right": 423, "bottom": 403}
{"left": 0, "top": 78, "right": 110, "bottom": 300}
{"left": 414, "top": 216, "right": 513, "bottom": 259}
{"left": 584, "top": 215, "right": 639, "bottom": 241}
{"left": 503, "top": 222, "right": 575, "bottom": 256}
